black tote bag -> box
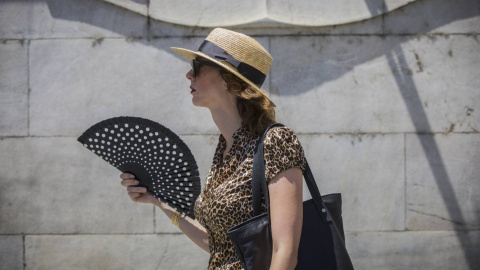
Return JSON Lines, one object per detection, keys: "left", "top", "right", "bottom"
{"left": 227, "top": 123, "right": 354, "bottom": 270}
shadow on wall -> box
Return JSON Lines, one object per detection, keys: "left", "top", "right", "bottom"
{"left": 31, "top": 0, "right": 478, "bottom": 95}
{"left": 382, "top": 19, "right": 480, "bottom": 270}
{"left": 367, "top": 2, "right": 479, "bottom": 270}
{"left": 12, "top": 0, "right": 480, "bottom": 268}
{"left": 363, "top": 0, "right": 384, "bottom": 16}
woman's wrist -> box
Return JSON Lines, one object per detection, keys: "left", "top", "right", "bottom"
{"left": 153, "top": 200, "right": 186, "bottom": 229}
{"left": 155, "top": 200, "right": 177, "bottom": 216}
{"left": 170, "top": 211, "right": 181, "bottom": 228}
{"left": 155, "top": 200, "right": 174, "bottom": 211}
{"left": 152, "top": 198, "right": 163, "bottom": 208}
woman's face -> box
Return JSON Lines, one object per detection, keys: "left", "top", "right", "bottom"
{"left": 186, "top": 62, "right": 230, "bottom": 109}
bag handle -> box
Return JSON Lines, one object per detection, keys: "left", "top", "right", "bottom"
{"left": 252, "top": 123, "right": 332, "bottom": 223}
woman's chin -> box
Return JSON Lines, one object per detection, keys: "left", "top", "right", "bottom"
{"left": 191, "top": 97, "right": 205, "bottom": 108}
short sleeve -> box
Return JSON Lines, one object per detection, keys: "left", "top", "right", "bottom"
{"left": 263, "top": 126, "right": 306, "bottom": 183}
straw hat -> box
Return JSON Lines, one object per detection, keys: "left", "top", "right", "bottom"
{"left": 171, "top": 28, "right": 273, "bottom": 101}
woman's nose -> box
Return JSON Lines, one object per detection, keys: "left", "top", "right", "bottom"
{"left": 186, "top": 69, "right": 194, "bottom": 81}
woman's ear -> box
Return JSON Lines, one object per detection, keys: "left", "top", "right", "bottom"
{"left": 222, "top": 80, "right": 228, "bottom": 91}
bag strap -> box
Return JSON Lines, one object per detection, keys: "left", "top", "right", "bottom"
{"left": 252, "top": 123, "right": 332, "bottom": 223}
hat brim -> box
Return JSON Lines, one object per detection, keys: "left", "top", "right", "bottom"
{"left": 171, "top": 47, "right": 275, "bottom": 106}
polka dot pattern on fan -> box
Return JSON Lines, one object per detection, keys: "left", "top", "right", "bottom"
{"left": 78, "top": 116, "right": 201, "bottom": 219}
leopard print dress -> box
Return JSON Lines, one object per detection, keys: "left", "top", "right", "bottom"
{"left": 194, "top": 125, "right": 307, "bottom": 269}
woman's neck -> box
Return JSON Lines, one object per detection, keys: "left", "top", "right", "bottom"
{"left": 210, "top": 106, "right": 242, "bottom": 147}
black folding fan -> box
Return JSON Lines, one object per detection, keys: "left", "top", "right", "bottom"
{"left": 77, "top": 116, "right": 201, "bottom": 218}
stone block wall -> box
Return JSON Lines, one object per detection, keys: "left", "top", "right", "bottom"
{"left": 0, "top": 0, "right": 479, "bottom": 269}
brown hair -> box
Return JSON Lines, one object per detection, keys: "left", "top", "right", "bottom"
{"left": 219, "top": 69, "right": 276, "bottom": 136}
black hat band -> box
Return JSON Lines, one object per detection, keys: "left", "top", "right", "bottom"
{"left": 198, "top": 40, "right": 266, "bottom": 87}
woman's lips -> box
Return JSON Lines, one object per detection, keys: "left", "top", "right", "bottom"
{"left": 190, "top": 86, "right": 197, "bottom": 94}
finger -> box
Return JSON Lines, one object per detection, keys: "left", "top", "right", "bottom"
{"left": 129, "top": 192, "right": 141, "bottom": 201}
{"left": 127, "top": 186, "right": 147, "bottom": 193}
{"left": 129, "top": 192, "right": 141, "bottom": 197}
{"left": 120, "top": 173, "right": 136, "bottom": 180}
{"left": 121, "top": 179, "right": 139, "bottom": 187}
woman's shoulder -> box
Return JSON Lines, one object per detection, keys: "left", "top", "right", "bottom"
{"left": 264, "top": 125, "right": 300, "bottom": 143}
{"left": 263, "top": 125, "right": 304, "bottom": 154}
{"left": 263, "top": 124, "right": 306, "bottom": 181}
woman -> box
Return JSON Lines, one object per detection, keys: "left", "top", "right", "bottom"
{"left": 120, "top": 28, "right": 306, "bottom": 270}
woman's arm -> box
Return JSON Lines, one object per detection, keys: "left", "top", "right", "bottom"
{"left": 120, "top": 173, "right": 210, "bottom": 253}
{"left": 268, "top": 167, "right": 304, "bottom": 270}
{"left": 154, "top": 200, "right": 210, "bottom": 253}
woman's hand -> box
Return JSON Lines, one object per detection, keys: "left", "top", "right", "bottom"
{"left": 120, "top": 173, "right": 210, "bottom": 253}
{"left": 120, "top": 173, "right": 156, "bottom": 204}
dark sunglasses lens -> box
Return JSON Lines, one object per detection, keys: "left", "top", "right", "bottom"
{"left": 192, "top": 60, "right": 219, "bottom": 77}
{"left": 191, "top": 60, "right": 200, "bottom": 77}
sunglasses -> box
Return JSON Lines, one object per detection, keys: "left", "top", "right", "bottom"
{"left": 191, "top": 59, "right": 220, "bottom": 77}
